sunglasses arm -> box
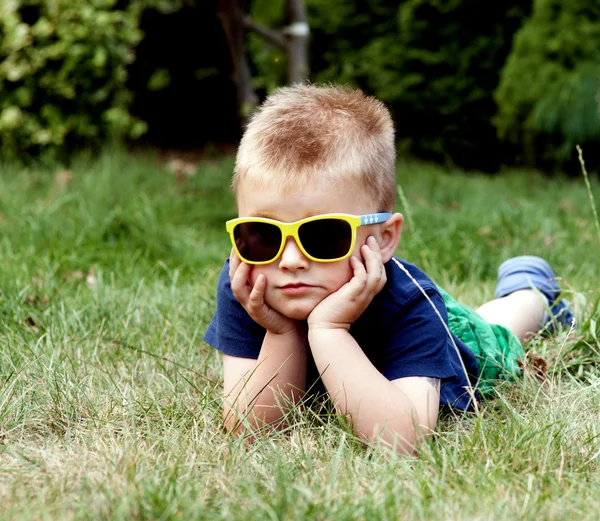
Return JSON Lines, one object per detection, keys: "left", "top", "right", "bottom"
{"left": 359, "top": 213, "right": 392, "bottom": 226}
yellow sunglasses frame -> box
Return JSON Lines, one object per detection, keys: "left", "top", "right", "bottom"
{"left": 226, "top": 212, "right": 392, "bottom": 265}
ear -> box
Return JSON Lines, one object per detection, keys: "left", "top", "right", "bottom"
{"left": 379, "top": 213, "right": 403, "bottom": 263}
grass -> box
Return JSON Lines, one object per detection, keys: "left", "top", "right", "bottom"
{"left": 1, "top": 149, "right": 600, "bottom": 520}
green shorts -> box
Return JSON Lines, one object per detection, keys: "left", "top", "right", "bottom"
{"left": 437, "top": 286, "right": 524, "bottom": 397}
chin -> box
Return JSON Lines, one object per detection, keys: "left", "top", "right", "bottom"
{"left": 285, "top": 308, "right": 312, "bottom": 321}
{"left": 275, "top": 300, "right": 320, "bottom": 322}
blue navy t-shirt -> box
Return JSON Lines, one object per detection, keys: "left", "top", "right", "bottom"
{"left": 204, "top": 257, "right": 480, "bottom": 410}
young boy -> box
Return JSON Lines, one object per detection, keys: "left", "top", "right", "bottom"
{"left": 203, "top": 84, "right": 572, "bottom": 453}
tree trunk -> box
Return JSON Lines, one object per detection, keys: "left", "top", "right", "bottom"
{"left": 216, "top": 0, "right": 258, "bottom": 121}
{"left": 216, "top": 0, "right": 310, "bottom": 123}
{"left": 285, "top": 0, "right": 310, "bottom": 84}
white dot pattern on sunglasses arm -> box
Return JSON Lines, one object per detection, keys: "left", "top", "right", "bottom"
{"left": 360, "top": 213, "right": 392, "bottom": 225}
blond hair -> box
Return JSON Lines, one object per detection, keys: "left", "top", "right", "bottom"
{"left": 233, "top": 84, "right": 396, "bottom": 211}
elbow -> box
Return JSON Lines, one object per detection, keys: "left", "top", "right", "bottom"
{"left": 223, "top": 406, "right": 243, "bottom": 434}
{"left": 357, "top": 421, "right": 432, "bottom": 455}
{"left": 222, "top": 405, "right": 259, "bottom": 434}
{"left": 363, "top": 430, "right": 419, "bottom": 455}
{"left": 222, "top": 403, "right": 287, "bottom": 434}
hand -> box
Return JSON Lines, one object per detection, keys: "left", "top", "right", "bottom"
{"left": 308, "top": 236, "right": 387, "bottom": 331}
{"left": 229, "top": 250, "right": 299, "bottom": 335}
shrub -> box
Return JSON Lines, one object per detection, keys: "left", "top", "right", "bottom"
{"left": 494, "top": 0, "right": 600, "bottom": 168}
{"left": 306, "top": 0, "right": 531, "bottom": 171}
{"left": 0, "top": 0, "right": 151, "bottom": 159}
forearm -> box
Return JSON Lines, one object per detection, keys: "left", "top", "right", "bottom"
{"left": 224, "top": 329, "right": 307, "bottom": 431}
{"left": 308, "top": 328, "right": 427, "bottom": 453}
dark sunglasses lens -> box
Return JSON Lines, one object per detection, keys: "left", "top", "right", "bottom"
{"left": 233, "top": 222, "right": 282, "bottom": 262}
{"left": 298, "top": 219, "right": 352, "bottom": 260}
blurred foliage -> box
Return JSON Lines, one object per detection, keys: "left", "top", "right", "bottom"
{"left": 494, "top": 0, "right": 600, "bottom": 168}
{"left": 248, "top": 0, "right": 396, "bottom": 96}
{"left": 247, "top": 0, "right": 288, "bottom": 95}
{"left": 0, "top": 0, "right": 180, "bottom": 160}
{"left": 4, "top": 0, "right": 600, "bottom": 171}
{"left": 306, "top": 0, "right": 531, "bottom": 171}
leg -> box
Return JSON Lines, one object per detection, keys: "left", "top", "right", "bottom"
{"left": 479, "top": 256, "right": 573, "bottom": 344}
{"left": 476, "top": 289, "right": 546, "bottom": 344}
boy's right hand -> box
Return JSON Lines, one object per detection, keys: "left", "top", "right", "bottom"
{"left": 229, "top": 250, "right": 299, "bottom": 335}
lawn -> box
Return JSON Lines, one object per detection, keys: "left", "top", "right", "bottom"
{"left": 1, "top": 150, "right": 600, "bottom": 520}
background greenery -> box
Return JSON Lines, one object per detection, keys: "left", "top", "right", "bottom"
{"left": 495, "top": 0, "right": 600, "bottom": 168}
{"left": 2, "top": 0, "right": 600, "bottom": 169}
{"left": 298, "top": 0, "right": 530, "bottom": 171}
{"left": 0, "top": 0, "right": 144, "bottom": 159}
{"left": 1, "top": 153, "right": 600, "bottom": 519}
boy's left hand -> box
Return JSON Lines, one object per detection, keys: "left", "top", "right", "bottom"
{"left": 307, "top": 236, "right": 387, "bottom": 331}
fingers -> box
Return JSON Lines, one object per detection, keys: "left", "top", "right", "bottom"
{"left": 348, "top": 255, "right": 367, "bottom": 290}
{"left": 229, "top": 247, "right": 242, "bottom": 279}
{"left": 246, "top": 274, "right": 273, "bottom": 324}
{"left": 229, "top": 262, "right": 270, "bottom": 321}
{"left": 360, "top": 236, "right": 387, "bottom": 294}
{"left": 341, "top": 236, "right": 386, "bottom": 300}
{"left": 227, "top": 252, "right": 297, "bottom": 334}
{"left": 248, "top": 274, "right": 267, "bottom": 311}
{"left": 230, "top": 256, "right": 252, "bottom": 302}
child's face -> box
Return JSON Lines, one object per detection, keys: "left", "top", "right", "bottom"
{"left": 236, "top": 179, "right": 385, "bottom": 321}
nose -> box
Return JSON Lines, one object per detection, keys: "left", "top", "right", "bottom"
{"left": 278, "top": 237, "right": 309, "bottom": 271}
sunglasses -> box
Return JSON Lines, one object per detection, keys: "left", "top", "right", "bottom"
{"left": 226, "top": 212, "right": 392, "bottom": 265}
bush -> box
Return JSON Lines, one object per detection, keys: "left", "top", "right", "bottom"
{"left": 248, "top": 0, "right": 400, "bottom": 99}
{"left": 0, "top": 0, "right": 152, "bottom": 159}
{"left": 246, "top": 0, "right": 288, "bottom": 96}
{"left": 494, "top": 0, "right": 600, "bottom": 168}
{"left": 306, "top": 0, "right": 531, "bottom": 171}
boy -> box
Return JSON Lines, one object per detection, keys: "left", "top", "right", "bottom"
{"left": 204, "top": 84, "right": 572, "bottom": 453}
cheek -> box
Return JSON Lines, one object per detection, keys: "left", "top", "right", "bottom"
{"left": 324, "top": 260, "right": 354, "bottom": 291}
{"left": 351, "top": 244, "right": 364, "bottom": 263}
{"left": 248, "top": 265, "right": 268, "bottom": 286}
{"left": 353, "top": 230, "right": 372, "bottom": 261}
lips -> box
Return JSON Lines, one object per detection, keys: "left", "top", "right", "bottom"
{"left": 278, "top": 282, "right": 315, "bottom": 295}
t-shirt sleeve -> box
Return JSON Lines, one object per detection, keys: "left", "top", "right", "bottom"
{"left": 203, "top": 260, "right": 266, "bottom": 359}
{"left": 377, "top": 288, "right": 459, "bottom": 382}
